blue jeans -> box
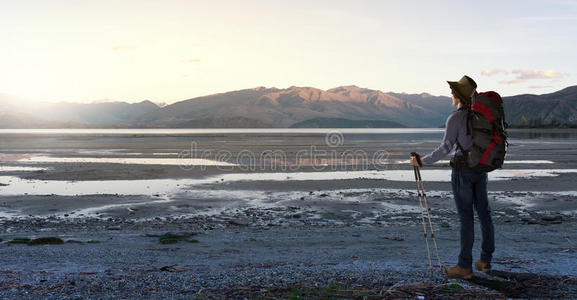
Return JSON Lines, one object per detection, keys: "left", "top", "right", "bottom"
{"left": 451, "top": 169, "right": 494, "bottom": 269}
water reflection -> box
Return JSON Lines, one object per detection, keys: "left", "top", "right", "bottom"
{"left": 2, "top": 169, "right": 577, "bottom": 196}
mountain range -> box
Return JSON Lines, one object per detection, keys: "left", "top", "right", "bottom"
{"left": 1, "top": 85, "right": 576, "bottom": 128}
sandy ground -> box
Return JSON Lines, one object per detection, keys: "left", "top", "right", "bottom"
{"left": 1, "top": 130, "right": 577, "bottom": 298}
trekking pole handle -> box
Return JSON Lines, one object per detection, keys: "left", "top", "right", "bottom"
{"left": 410, "top": 152, "right": 422, "bottom": 181}
{"left": 410, "top": 152, "right": 423, "bottom": 167}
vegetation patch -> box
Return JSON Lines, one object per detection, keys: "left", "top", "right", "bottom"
{"left": 65, "top": 240, "right": 85, "bottom": 244}
{"left": 27, "top": 237, "right": 65, "bottom": 245}
{"left": 155, "top": 233, "right": 199, "bottom": 245}
{"left": 441, "top": 283, "right": 464, "bottom": 292}
{"left": 213, "top": 281, "right": 506, "bottom": 299}
{"left": 244, "top": 283, "right": 392, "bottom": 299}
{"left": 159, "top": 236, "right": 180, "bottom": 244}
{"left": 280, "top": 283, "right": 349, "bottom": 299}
{"left": 8, "top": 237, "right": 31, "bottom": 244}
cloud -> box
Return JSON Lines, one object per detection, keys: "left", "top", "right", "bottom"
{"left": 481, "top": 68, "right": 509, "bottom": 76}
{"left": 528, "top": 85, "right": 553, "bottom": 89}
{"left": 512, "top": 69, "right": 567, "bottom": 80}
{"left": 499, "top": 79, "right": 525, "bottom": 84}
{"left": 499, "top": 69, "right": 567, "bottom": 84}
{"left": 180, "top": 58, "right": 201, "bottom": 64}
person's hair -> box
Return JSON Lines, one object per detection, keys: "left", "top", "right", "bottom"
{"left": 452, "top": 90, "right": 471, "bottom": 107}
{"left": 451, "top": 90, "right": 462, "bottom": 102}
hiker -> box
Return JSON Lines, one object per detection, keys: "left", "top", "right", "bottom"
{"left": 410, "top": 76, "right": 494, "bottom": 279}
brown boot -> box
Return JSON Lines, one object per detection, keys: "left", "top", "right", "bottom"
{"left": 475, "top": 260, "right": 492, "bottom": 273}
{"left": 445, "top": 265, "right": 474, "bottom": 279}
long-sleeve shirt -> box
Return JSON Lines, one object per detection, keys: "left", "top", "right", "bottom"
{"left": 422, "top": 109, "right": 473, "bottom": 165}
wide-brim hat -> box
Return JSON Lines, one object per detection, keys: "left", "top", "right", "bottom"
{"left": 448, "top": 75, "right": 477, "bottom": 104}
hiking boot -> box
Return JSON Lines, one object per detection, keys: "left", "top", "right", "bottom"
{"left": 445, "top": 265, "right": 474, "bottom": 279}
{"left": 475, "top": 260, "right": 492, "bottom": 273}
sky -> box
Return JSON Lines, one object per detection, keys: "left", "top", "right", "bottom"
{"left": 1, "top": 0, "right": 576, "bottom": 104}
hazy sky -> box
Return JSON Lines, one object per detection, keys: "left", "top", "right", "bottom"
{"left": 1, "top": 0, "right": 576, "bottom": 103}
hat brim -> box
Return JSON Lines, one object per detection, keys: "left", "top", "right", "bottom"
{"left": 447, "top": 81, "right": 458, "bottom": 89}
{"left": 447, "top": 81, "right": 461, "bottom": 94}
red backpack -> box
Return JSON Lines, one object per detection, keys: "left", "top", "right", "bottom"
{"left": 456, "top": 91, "right": 508, "bottom": 172}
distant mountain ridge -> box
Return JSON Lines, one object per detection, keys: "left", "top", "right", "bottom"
{"left": 1, "top": 85, "right": 576, "bottom": 128}
{"left": 502, "top": 86, "right": 577, "bottom": 126}
{"left": 31, "top": 100, "right": 160, "bottom": 125}
{"left": 134, "top": 85, "right": 448, "bottom": 128}
{"left": 0, "top": 113, "right": 93, "bottom": 129}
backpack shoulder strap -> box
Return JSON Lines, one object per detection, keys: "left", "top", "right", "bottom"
{"left": 457, "top": 106, "right": 472, "bottom": 136}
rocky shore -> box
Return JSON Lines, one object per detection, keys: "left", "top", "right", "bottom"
{"left": 1, "top": 201, "right": 576, "bottom": 299}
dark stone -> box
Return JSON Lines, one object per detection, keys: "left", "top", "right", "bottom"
{"left": 541, "top": 215, "right": 563, "bottom": 222}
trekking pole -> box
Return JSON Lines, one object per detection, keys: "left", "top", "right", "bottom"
{"left": 416, "top": 166, "right": 444, "bottom": 271}
{"left": 411, "top": 152, "right": 444, "bottom": 272}
{"left": 411, "top": 152, "right": 433, "bottom": 274}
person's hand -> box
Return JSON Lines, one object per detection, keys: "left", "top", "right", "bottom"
{"left": 410, "top": 156, "right": 425, "bottom": 167}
